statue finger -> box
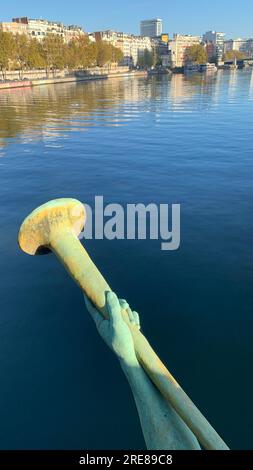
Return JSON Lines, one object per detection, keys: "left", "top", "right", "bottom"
{"left": 106, "top": 291, "right": 121, "bottom": 326}
{"left": 119, "top": 299, "right": 129, "bottom": 310}
{"left": 132, "top": 311, "right": 141, "bottom": 329}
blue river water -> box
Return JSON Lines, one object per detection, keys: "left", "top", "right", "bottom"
{"left": 0, "top": 71, "right": 253, "bottom": 449}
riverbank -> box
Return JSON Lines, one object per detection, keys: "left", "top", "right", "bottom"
{"left": 0, "top": 69, "right": 147, "bottom": 91}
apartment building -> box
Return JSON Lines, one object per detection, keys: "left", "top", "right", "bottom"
{"left": 12, "top": 17, "right": 85, "bottom": 42}
{"left": 0, "top": 21, "right": 28, "bottom": 35}
{"left": 169, "top": 34, "right": 202, "bottom": 68}
{"left": 93, "top": 30, "right": 154, "bottom": 66}
{"left": 64, "top": 25, "right": 86, "bottom": 42}
{"left": 152, "top": 34, "right": 169, "bottom": 57}
{"left": 224, "top": 38, "right": 253, "bottom": 57}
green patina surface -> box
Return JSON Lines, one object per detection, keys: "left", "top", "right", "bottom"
{"left": 18, "top": 198, "right": 229, "bottom": 450}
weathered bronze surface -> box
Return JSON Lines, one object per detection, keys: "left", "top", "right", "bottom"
{"left": 18, "top": 198, "right": 229, "bottom": 450}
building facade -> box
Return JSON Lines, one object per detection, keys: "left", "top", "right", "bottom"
{"left": 0, "top": 21, "right": 28, "bottom": 35}
{"left": 168, "top": 34, "right": 202, "bottom": 68}
{"left": 224, "top": 38, "right": 253, "bottom": 57}
{"left": 152, "top": 34, "right": 169, "bottom": 57}
{"left": 140, "top": 19, "right": 162, "bottom": 38}
{"left": 205, "top": 41, "right": 217, "bottom": 62}
{"left": 203, "top": 31, "right": 225, "bottom": 63}
{"left": 64, "top": 25, "right": 86, "bottom": 43}
{"left": 12, "top": 17, "right": 85, "bottom": 42}
{"left": 93, "top": 30, "right": 154, "bottom": 66}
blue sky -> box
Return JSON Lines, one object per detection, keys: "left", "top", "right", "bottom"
{"left": 1, "top": 0, "right": 252, "bottom": 39}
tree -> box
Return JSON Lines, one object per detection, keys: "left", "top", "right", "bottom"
{"left": 66, "top": 36, "right": 98, "bottom": 69}
{"left": 27, "top": 39, "right": 46, "bottom": 69}
{"left": 95, "top": 40, "right": 123, "bottom": 67}
{"left": 78, "top": 36, "right": 98, "bottom": 68}
{"left": 138, "top": 48, "right": 156, "bottom": 68}
{"left": 15, "top": 35, "right": 46, "bottom": 72}
{"left": 185, "top": 44, "right": 208, "bottom": 64}
{"left": 223, "top": 50, "right": 246, "bottom": 61}
{"left": 87, "top": 42, "right": 98, "bottom": 66}
{"left": 96, "top": 40, "right": 112, "bottom": 66}
{"left": 110, "top": 44, "right": 123, "bottom": 64}
{"left": 42, "top": 34, "right": 67, "bottom": 71}
{"left": 66, "top": 39, "right": 82, "bottom": 69}
{"left": 15, "top": 34, "right": 30, "bottom": 75}
{"left": 0, "top": 31, "right": 123, "bottom": 76}
{"left": 0, "top": 31, "right": 16, "bottom": 76}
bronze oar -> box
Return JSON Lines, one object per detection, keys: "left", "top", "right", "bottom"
{"left": 18, "top": 198, "right": 229, "bottom": 450}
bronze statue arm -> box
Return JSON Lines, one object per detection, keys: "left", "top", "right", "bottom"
{"left": 84, "top": 291, "right": 201, "bottom": 450}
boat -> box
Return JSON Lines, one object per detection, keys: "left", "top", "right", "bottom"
{"left": 199, "top": 63, "right": 218, "bottom": 73}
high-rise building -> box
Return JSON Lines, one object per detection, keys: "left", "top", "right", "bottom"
{"left": 140, "top": 19, "right": 162, "bottom": 38}
{"left": 203, "top": 31, "right": 225, "bottom": 63}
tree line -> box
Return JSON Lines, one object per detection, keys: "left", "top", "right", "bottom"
{"left": 223, "top": 50, "right": 247, "bottom": 61}
{"left": 0, "top": 31, "right": 124, "bottom": 75}
{"left": 185, "top": 44, "right": 248, "bottom": 65}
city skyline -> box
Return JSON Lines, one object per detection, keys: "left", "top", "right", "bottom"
{"left": 0, "top": 0, "right": 252, "bottom": 39}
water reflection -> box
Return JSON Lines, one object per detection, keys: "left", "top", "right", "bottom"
{"left": 0, "top": 69, "right": 253, "bottom": 450}
{"left": 249, "top": 69, "right": 253, "bottom": 99}
{"left": 0, "top": 71, "right": 252, "bottom": 155}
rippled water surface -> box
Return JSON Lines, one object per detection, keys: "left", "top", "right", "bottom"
{"left": 0, "top": 71, "right": 253, "bottom": 449}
